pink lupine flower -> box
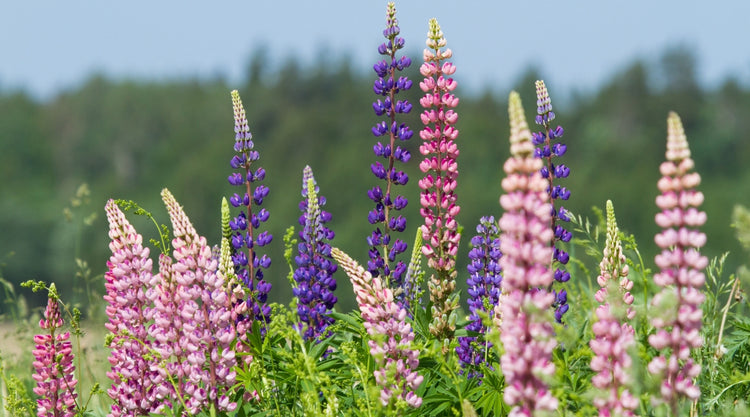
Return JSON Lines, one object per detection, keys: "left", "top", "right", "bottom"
{"left": 417, "top": 17, "right": 461, "bottom": 340}
{"left": 331, "top": 247, "right": 423, "bottom": 410}
{"left": 648, "top": 112, "right": 707, "bottom": 411}
{"left": 146, "top": 253, "right": 183, "bottom": 403}
{"left": 161, "top": 189, "right": 237, "bottom": 414}
{"left": 32, "top": 284, "right": 78, "bottom": 417}
{"left": 589, "top": 200, "right": 638, "bottom": 416}
{"left": 497, "top": 91, "right": 558, "bottom": 416}
{"left": 104, "top": 199, "right": 163, "bottom": 416}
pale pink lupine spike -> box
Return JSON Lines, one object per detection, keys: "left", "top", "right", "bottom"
{"left": 331, "top": 247, "right": 423, "bottom": 409}
{"left": 158, "top": 190, "right": 237, "bottom": 413}
{"left": 648, "top": 112, "right": 706, "bottom": 411}
{"left": 104, "top": 199, "right": 163, "bottom": 415}
{"left": 590, "top": 200, "right": 638, "bottom": 416}
{"left": 497, "top": 92, "right": 558, "bottom": 415}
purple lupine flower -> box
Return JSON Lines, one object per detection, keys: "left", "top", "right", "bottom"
{"left": 648, "top": 112, "right": 707, "bottom": 411}
{"left": 532, "top": 80, "right": 571, "bottom": 323}
{"left": 219, "top": 196, "right": 257, "bottom": 376}
{"left": 228, "top": 90, "right": 272, "bottom": 328}
{"left": 32, "top": 284, "right": 78, "bottom": 417}
{"left": 104, "top": 199, "right": 163, "bottom": 416}
{"left": 293, "top": 165, "right": 338, "bottom": 341}
{"left": 367, "top": 2, "right": 413, "bottom": 295}
{"left": 417, "top": 18, "right": 462, "bottom": 340}
{"left": 331, "top": 247, "right": 423, "bottom": 410}
{"left": 456, "top": 216, "right": 502, "bottom": 378}
{"left": 497, "top": 92, "right": 558, "bottom": 416}
{"left": 161, "top": 189, "right": 237, "bottom": 414}
{"left": 590, "top": 200, "right": 638, "bottom": 416}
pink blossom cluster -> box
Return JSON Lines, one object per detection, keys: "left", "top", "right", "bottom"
{"left": 32, "top": 286, "right": 78, "bottom": 417}
{"left": 161, "top": 189, "right": 237, "bottom": 413}
{"left": 104, "top": 193, "right": 237, "bottom": 415}
{"left": 331, "top": 247, "right": 423, "bottom": 409}
{"left": 417, "top": 18, "right": 460, "bottom": 272}
{"left": 497, "top": 92, "right": 558, "bottom": 416}
{"left": 648, "top": 112, "right": 707, "bottom": 407}
{"left": 104, "top": 199, "right": 163, "bottom": 416}
{"left": 589, "top": 200, "right": 638, "bottom": 416}
{"left": 417, "top": 18, "right": 461, "bottom": 340}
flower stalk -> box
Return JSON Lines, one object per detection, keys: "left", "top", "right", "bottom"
{"left": 418, "top": 18, "right": 461, "bottom": 340}
{"left": 497, "top": 92, "right": 558, "bottom": 416}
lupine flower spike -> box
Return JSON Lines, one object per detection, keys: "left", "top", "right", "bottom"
{"left": 498, "top": 91, "right": 558, "bottom": 416}
{"left": 418, "top": 17, "right": 461, "bottom": 340}
{"left": 590, "top": 200, "right": 638, "bottom": 416}
{"left": 228, "top": 90, "right": 273, "bottom": 327}
{"left": 532, "top": 80, "right": 571, "bottom": 323}
{"left": 331, "top": 247, "right": 423, "bottom": 410}
{"left": 648, "top": 112, "right": 707, "bottom": 412}
{"left": 33, "top": 284, "right": 78, "bottom": 417}
{"left": 104, "top": 199, "right": 162, "bottom": 416}
{"left": 220, "top": 197, "right": 255, "bottom": 371}
{"left": 368, "top": 2, "right": 413, "bottom": 297}
{"left": 456, "top": 216, "right": 502, "bottom": 378}
{"left": 292, "top": 165, "right": 338, "bottom": 341}
{"left": 161, "top": 189, "right": 237, "bottom": 413}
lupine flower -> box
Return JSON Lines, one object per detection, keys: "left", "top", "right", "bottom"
{"left": 456, "top": 216, "right": 502, "bottom": 378}
{"left": 161, "top": 189, "right": 237, "bottom": 414}
{"left": 648, "top": 112, "right": 707, "bottom": 411}
{"left": 589, "top": 200, "right": 638, "bottom": 416}
{"left": 228, "top": 89, "right": 272, "bottom": 327}
{"left": 331, "top": 247, "right": 423, "bottom": 410}
{"left": 104, "top": 199, "right": 163, "bottom": 416}
{"left": 32, "top": 284, "right": 78, "bottom": 417}
{"left": 220, "top": 197, "right": 256, "bottom": 372}
{"left": 367, "top": 2, "right": 413, "bottom": 295}
{"left": 418, "top": 17, "right": 461, "bottom": 340}
{"left": 147, "top": 252, "right": 183, "bottom": 404}
{"left": 498, "top": 91, "right": 558, "bottom": 416}
{"left": 293, "top": 165, "right": 338, "bottom": 341}
{"left": 532, "top": 80, "right": 572, "bottom": 323}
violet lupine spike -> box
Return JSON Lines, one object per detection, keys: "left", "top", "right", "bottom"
{"left": 331, "top": 247, "right": 423, "bottom": 410}
{"left": 532, "top": 80, "right": 572, "bottom": 323}
{"left": 368, "top": 2, "right": 413, "bottom": 295}
{"left": 647, "top": 112, "right": 707, "bottom": 412}
{"left": 498, "top": 92, "right": 558, "bottom": 416}
{"left": 456, "top": 216, "right": 502, "bottom": 379}
{"left": 590, "top": 200, "right": 638, "bottom": 416}
{"left": 293, "top": 165, "right": 338, "bottom": 341}
{"left": 32, "top": 284, "right": 78, "bottom": 417}
{"left": 161, "top": 189, "right": 238, "bottom": 414}
{"left": 220, "top": 196, "right": 254, "bottom": 369}
{"left": 229, "top": 90, "right": 272, "bottom": 328}
{"left": 104, "top": 199, "right": 163, "bottom": 416}
{"left": 418, "top": 18, "right": 461, "bottom": 340}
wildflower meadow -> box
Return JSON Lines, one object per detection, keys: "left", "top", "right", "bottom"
{"left": 3, "top": 3, "right": 750, "bottom": 416}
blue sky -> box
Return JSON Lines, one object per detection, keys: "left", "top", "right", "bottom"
{"left": 1, "top": 0, "right": 747, "bottom": 100}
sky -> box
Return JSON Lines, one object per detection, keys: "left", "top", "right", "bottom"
{"left": 1, "top": 0, "right": 748, "bottom": 100}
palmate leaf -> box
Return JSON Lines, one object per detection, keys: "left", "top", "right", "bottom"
{"left": 468, "top": 370, "right": 507, "bottom": 416}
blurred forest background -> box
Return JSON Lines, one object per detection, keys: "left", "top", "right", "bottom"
{"left": 1, "top": 45, "right": 749, "bottom": 316}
